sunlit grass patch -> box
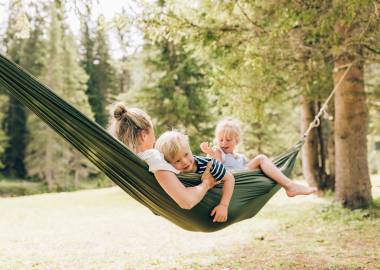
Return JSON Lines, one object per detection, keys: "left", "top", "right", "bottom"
{"left": 0, "top": 178, "right": 379, "bottom": 269}
{"left": 0, "top": 176, "right": 113, "bottom": 197}
{"left": 0, "top": 179, "right": 47, "bottom": 197}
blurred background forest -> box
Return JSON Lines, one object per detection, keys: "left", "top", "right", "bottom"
{"left": 0, "top": 0, "right": 379, "bottom": 209}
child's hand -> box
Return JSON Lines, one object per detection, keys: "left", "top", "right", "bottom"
{"left": 210, "top": 204, "right": 228, "bottom": 222}
{"left": 201, "top": 162, "right": 221, "bottom": 189}
{"left": 200, "top": 142, "right": 213, "bottom": 156}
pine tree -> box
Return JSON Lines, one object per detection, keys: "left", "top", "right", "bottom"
{"left": 137, "top": 39, "right": 214, "bottom": 151}
{"left": 1, "top": 0, "right": 46, "bottom": 178}
{"left": 25, "top": 0, "right": 96, "bottom": 190}
{"left": 113, "top": 8, "right": 132, "bottom": 96}
{"left": 0, "top": 95, "right": 8, "bottom": 170}
{"left": 80, "top": 10, "right": 117, "bottom": 127}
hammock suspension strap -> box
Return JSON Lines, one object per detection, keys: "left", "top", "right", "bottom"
{"left": 303, "top": 62, "right": 354, "bottom": 138}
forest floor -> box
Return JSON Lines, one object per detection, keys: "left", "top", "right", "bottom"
{"left": 0, "top": 176, "right": 379, "bottom": 270}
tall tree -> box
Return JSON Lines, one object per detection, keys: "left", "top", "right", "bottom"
{"left": 329, "top": 1, "right": 379, "bottom": 208}
{"left": 80, "top": 10, "right": 117, "bottom": 127}
{"left": 80, "top": 5, "right": 98, "bottom": 123}
{"left": 1, "top": 0, "right": 46, "bottom": 178}
{"left": 300, "top": 65, "right": 335, "bottom": 191}
{"left": 26, "top": 0, "right": 96, "bottom": 190}
{"left": 0, "top": 94, "right": 8, "bottom": 170}
{"left": 93, "top": 16, "right": 118, "bottom": 123}
{"left": 333, "top": 38, "right": 369, "bottom": 208}
{"left": 113, "top": 8, "right": 132, "bottom": 95}
{"left": 136, "top": 37, "right": 214, "bottom": 151}
{"left": 131, "top": 1, "right": 215, "bottom": 151}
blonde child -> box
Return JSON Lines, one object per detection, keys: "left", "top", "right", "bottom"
{"left": 156, "top": 131, "right": 235, "bottom": 223}
{"left": 200, "top": 118, "right": 317, "bottom": 197}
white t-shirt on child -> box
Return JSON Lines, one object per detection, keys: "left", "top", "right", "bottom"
{"left": 137, "top": 149, "right": 179, "bottom": 174}
{"left": 214, "top": 146, "right": 248, "bottom": 171}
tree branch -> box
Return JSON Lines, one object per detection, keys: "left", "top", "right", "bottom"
{"left": 164, "top": 11, "right": 252, "bottom": 34}
{"left": 363, "top": 44, "right": 380, "bottom": 55}
{"left": 235, "top": 0, "right": 268, "bottom": 34}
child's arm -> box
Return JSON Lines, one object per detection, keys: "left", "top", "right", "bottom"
{"left": 200, "top": 142, "right": 223, "bottom": 162}
{"left": 210, "top": 171, "right": 235, "bottom": 222}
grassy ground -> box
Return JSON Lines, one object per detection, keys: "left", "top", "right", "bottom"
{"left": 0, "top": 176, "right": 112, "bottom": 197}
{"left": 0, "top": 176, "right": 379, "bottom": 270}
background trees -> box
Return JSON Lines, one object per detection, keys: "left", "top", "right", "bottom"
{"left": 24, "top": 0, "right": 96, "bottom": 190}
{"left": 141, "top": 0, "right": 379, "bottom": 208}
{"left": 0, "top": 0, "right": 379, "bottom": 209}
{"left": 1, "top": 0, "right": 47, "bottom": 178}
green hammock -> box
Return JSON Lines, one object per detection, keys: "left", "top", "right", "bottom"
{"left": 0, "top": 54, "right": 303, "bottom": 232}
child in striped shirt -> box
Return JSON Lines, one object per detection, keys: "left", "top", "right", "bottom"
{"left": 155, "top": 130, "right": 235, "bottom": 223}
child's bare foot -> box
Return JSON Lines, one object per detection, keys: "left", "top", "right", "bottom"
{"left": 285, "top": 182, "right": 317, "bottom": 197}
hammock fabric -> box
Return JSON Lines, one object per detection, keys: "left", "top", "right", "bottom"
{"left": 0, "top": 54, "right": 303, "bottom": 232}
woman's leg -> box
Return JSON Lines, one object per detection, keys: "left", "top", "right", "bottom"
{"left": 247, "top": 154, "right": 316, "bottom": 197}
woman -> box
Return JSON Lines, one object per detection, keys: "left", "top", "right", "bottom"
{"left": 107, "top": 102, "right": 219, "bottom": 210}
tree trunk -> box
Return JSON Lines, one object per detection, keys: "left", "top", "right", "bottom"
{"left": 334, "top": 54, "right": 372, "bottom": 209}
{"left": 300, "top": 95, "right": 319, "bottom": 188}
{"left": 1, "top": 95, "right": 27, "bottom": 178}
{"left": 315, "top": 101, "right": 329, "bottom": 186}
{"left": 326, "top": 101, "right": 335, "bottom": 190}
{"left": 45, "top": 132, "right": 55, "bottom": 191}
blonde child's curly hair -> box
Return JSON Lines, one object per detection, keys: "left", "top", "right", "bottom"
{"left": 155, "top": 130, "right": 190, "bottom": 162}
{"left": 215, "top": 118, "right": 242, "bottom": 144}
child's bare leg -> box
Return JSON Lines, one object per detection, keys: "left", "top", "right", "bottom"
{"left": 247, "top": 154, "right": 317, "bottom": 197}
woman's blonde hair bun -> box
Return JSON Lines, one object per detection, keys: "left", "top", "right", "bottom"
{"left": 111, "top": 102, "right": 128, "bottom": 121}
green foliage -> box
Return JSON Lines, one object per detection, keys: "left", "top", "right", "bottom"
{"left": 80, "top": 10, "right": 118, "bottom": 127}
{"left": 1, "top": 0, "right": 379, "bottom": 198}
{"left": 1, "top": 96, "right": 27, "bottom": 177}
{"left": 0, "top": 94, "right": 8, "bottom": 169}
{"left": 1, "top": 0, "right": 47, "bottom": 178}
{"left": 141, "top": 0, "right": 379, "bottom": 156}
{"left": 367, "top": 63, "right": 380, "bottom": 173}
{"left": 25, "top": 1, "right": 97, "bottom": 190}
{"left": 317, "top": 203, "right": 380, "bottom": 223}
{"left": 0, "top": 176, "right": 112, "bottom": 197}
{"left": 134, "top": 39, "right": 215, "bottom": 152}
{"left": 0, "top": 179, "right": 47, "bottom": 197}
{"left": 372, "top": 197, "right": 380, "bottom": 208}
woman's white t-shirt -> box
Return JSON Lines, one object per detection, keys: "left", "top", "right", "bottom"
{"left": 137, "top": 149, "right": 179, "bottom": 174}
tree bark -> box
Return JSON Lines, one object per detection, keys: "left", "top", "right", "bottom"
{"left": 300, "top": 95, "right": 319, "bottom": 188}
{"left": 334, "top": 54, "right": 372, "bottom": 209}
{"left": 315, "top": 101, "right": 329, "bottom": 186}
{"left": 326, "top": 101, "right": 335, "bottom": 190}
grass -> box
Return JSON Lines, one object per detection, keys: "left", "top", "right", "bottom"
{"left": 0, "top": 179, "right": 47, "bottom": 196}
{"left": 0, "top": 176, "right": 112, "bottom": 197}
{"left": 0, "top": 176, "right": 379, "bottom": 270}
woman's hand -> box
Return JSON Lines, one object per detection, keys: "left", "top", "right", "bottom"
{"left": 201, "top": 162, "right": 220, "bottom": 189}
{"left": 210, "top": 204, "right": 228, "bottom": 222}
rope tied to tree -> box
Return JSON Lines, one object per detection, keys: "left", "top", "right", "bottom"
{"left": 302, "top": 62, "right": 354, "bottom": 139}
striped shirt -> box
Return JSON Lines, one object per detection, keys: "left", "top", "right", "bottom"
{"left": 193, "top": 156, "right": 227, "bottom": 181}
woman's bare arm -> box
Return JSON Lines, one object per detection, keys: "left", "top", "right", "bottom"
{"left": 153, "top": 163, "right": 217, "bottom": 210}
